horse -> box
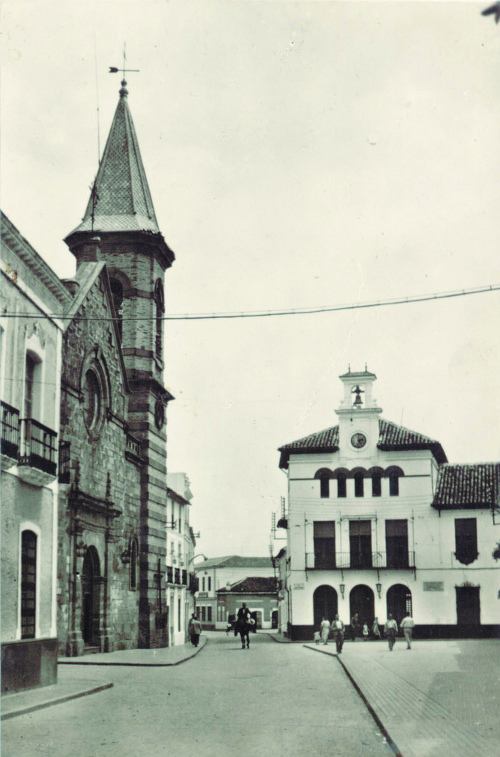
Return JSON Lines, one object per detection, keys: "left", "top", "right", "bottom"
{"left": 235, "top": 615, "right": 253, "bottom": 648}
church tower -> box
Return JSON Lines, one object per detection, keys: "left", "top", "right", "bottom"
{"left": 65, "top": 79, "right": 175, "bottom": 648}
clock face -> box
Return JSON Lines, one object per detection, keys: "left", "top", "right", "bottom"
{"left": 351, "top": 432, "right": 367, "bottom": 449}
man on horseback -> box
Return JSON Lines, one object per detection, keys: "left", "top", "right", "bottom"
{"left": 236, "top": 602, "right": 253, "bottom": 649}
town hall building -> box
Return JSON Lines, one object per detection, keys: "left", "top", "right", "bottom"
{"left": 276, "top": 368, "right": 500, "bottom": 640}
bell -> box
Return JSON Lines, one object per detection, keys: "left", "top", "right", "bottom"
{"left": 353, "top": 394, "right": 363, "bottom": 408}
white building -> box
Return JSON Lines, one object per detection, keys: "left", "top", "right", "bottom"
{"left": 276, "top": 368, "right": 500, "bottom": 641}
{"left": 1, "top": 212, "right": 69, "bottom": 691}
{"left": 194, "top": 556, "right": 274, "bottom": 629}
{"left": 165, "top": 473, "right": 197, "bottom": 645}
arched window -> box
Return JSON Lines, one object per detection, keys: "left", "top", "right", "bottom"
{"left": 83, "top": 369, "right": 101, "bottom": 430}
{"left": 154, "top": 279, "right": 165, "bottom": 361}
{"left": 21, "top": 530, "right": 37, "bottom": 639}
{"left": 109, "top": 278, "right": 124, "bottom": 341}
{"left": 354, "top": 472, "right": 364, "bottom": 498}
{"left": 386, "top": 466, "right": 404, "bottom": 497}
{"left": 314, "top": 469, "right": 332, "bottom": 499}
{"left": 130, "top": 538, "right": 138, "bottom": 590}
{"left": 372, "top": 474, "right": 382, "bottom": 497}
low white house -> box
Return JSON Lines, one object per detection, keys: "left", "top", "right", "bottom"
{"left": 165, "top": 473, "right": 197, "bottom": 645}
{"left": 194, "top": 556, "right": 274, "bottom": 629}
{"left": 276, "top": 368, "right": 500, "bottom": 641}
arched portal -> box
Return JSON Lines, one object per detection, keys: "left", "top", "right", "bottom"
{"left": 349, "top": 585, "right": 375, "bottom": 626}
{"left": 313, "top": 585, "right": 338, "bottom": 628}
{"left": 386, "top": 584, "right": 412, "bottom": 627}
{"left": 81, "top": 546, "right": 101, "bottom": 648}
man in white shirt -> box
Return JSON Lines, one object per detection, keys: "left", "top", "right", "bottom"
{"left": 400, "top": 614, "right": 415, "bottom": 649}
{"left": 332, "top": 614, "right": 345, "bottom": 654}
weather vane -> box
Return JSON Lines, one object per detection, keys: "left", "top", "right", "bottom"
{"left": 109, "top": 43, "right": 140, "bottom": 77}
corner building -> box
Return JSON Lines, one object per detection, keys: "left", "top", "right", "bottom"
{"left": 58, "top": 79, "right": 175, "bottom": 654}
{"left": 277, "top": 369, "right": 500, "bottom": 640}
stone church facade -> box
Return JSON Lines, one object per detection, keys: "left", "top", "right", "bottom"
{"left": 57, "top": 78, "right": 175, "bottom": 655}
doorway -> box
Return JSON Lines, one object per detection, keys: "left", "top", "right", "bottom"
{"left": 456, "top": 586, "right": 480, "bottom": 635}
{"left": 313, "top": 585, "right": 338, "bottom": 628}
{"left": 349, "top": 585, "right": 375, "bottom": 626}
{"left": 81, "top": 546, "right": 101, "bottom": 648}
{"left": 386, "top": 584, "right": 412, "bottom": 627}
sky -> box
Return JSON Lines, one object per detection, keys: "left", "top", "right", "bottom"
{"left": 2, "top": 0, "right": 500, "bottom": 559}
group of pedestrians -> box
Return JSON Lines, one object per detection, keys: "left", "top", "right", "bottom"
{"left": 315, "top": 612, "right": 415, "bottom": 652}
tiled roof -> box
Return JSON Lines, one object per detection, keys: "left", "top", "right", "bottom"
{"left": 378, "top": 419, "right": 447, "bottom": 464}
{"left": 67, "top": 83, "right": 159, "bottom": 236}
{"left": 432, "top": 463, "right": 500, "bottom": 510}
{"left": 195, "top": 556, "right": 273, "bottom": 570}
{"left": 217, "top": 577, "right": 277, "bottom": 594}
{"left": 278, "top": 418, "right": 447, "bottom": 468}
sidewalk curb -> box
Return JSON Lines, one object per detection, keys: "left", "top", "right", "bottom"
{"left": 303, "top": 644, "right": 403, "bottom": 757}
{"left": 1, "top": 682, "right": 113, "bottom": 721}
{"left": 58, "top": 636, "right": 208, "bottom": 667}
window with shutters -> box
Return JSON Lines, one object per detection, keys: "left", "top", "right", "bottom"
{"left": 313, "top": 521, "right": 336, "bottom": 569}
{"left": 349, "top": 520, "right": 372, "bottom": 568}
{"left": 21, "top": 530, "right": 37, "bottom": 639}
{"left": 386, "top": 520, "right": 409, "bottom": 568}
{"left": 455, "top": 519, "right": 478, "bottom": 565}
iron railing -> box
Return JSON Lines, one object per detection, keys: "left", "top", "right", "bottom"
{"left": 19, "top": 418, "right": 57, "bottom": 476}
{"left": 1, "top": 400, "right": 20, "bottom": 459}
{"left": 306, "top": 550, "right": 416, "bottom": 570}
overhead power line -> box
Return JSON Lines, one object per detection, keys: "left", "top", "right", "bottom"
{"left": 1, "top": 284, "right": 498, "bottom": 322}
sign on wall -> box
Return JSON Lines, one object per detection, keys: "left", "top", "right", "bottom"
{"left": 423, "top": 581, "right": 444, "bottom": 591}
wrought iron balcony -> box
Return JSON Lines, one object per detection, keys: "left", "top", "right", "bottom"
{"left": 18, "top": 418, "right": 57, "bottom": 485}
{"left": 1, "top": 400, "right": 20, "bottom": 469}
{"left": 166, "top": 566, "right": 174, "bottom": 584}
{"left": 174, "top": 568, "right": 181, "bottom": 585}
{"left": 306, "top": 550, "right": 415, "bottom": 570}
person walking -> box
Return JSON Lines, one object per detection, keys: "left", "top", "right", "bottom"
{"left": 188, "top": 613, "right": 202, "bottom": 648}
{"left": 350, "top": 612, "right": 360, "bottom": 641}
{"left": 236, "top": 602, "right": 252, "bottom": 649}
{"left": 372, "top": 617, "right": 382, "bottom": 640}
{"left": 331, "top": 614, "right": 345, "bottom": 654}
{"left": 384, "top": 614, "right": 398, "bottom": 651}
{"left": 320, "top": 616, "right": 331, "bottom": 645}
{"left": 401, "top": 613, "right": 415, "bottom": 649}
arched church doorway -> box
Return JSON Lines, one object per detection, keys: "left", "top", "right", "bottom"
{"left": 81, "top": 546, "right": 101, "bottom": 648}
{"left": 349, "top": 585, "right": 375, "bottom": 626}
{"left": 386, "top": 584, "right": 412, "bottom": 627}
{"left": 313, "top": 585, "right": 338, "bottom": 628}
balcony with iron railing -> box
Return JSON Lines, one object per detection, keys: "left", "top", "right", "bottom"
{"left": 306, "top": 550, "right": 415, "bottom": 571}
{"left": 166, "top": 566, "right": 174, "bottom": 584}
{"left": 18, "top": 418, "right": 58, "bottom": 485}
{"left": 1, "top": 400, "right": 20, "bottom": 469}
{"left": 174, "top": 567, "right": 181, "bottom": 585}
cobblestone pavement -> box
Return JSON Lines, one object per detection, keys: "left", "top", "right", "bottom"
{"left": 2, "top": 632, "right": 393, "bottom": 757}
{"left": 304, "top": 638, "right": 500, "bottom": 757}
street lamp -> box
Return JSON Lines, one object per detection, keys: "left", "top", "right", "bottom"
{"left": 339, "top": 583, "right": 345, "bottom": 599}
{"left": 376, "top": 582, "right": 382, "bottom": 599}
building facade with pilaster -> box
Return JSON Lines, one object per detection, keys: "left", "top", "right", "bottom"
{"left": 1, "top": 212, "right": 68, "bottom": 691}
{"left": 277, "top": 369, "right": 500, "bottom": 641}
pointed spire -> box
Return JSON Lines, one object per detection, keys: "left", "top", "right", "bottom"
{"left": 67, "top": 81, "right": 160, "bottom": 236}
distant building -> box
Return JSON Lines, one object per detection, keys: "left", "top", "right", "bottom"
{"left": 1, "top": 212, "right": 69, "bottom": 691}
{"left": 166, "top": 473, "right": 197, "bottom": 645}
{"left": 217, "top": 577, "right": 279, "bottom": 630}
{"left": 194, "top": 556, "right": 274, "bottom": 629}
{"left": 276, "top": 369, "right": 500, "bottom": 640}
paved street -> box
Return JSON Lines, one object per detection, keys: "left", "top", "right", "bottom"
{"left": 2, "top": 632, "right": 392, "bottom": 757}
